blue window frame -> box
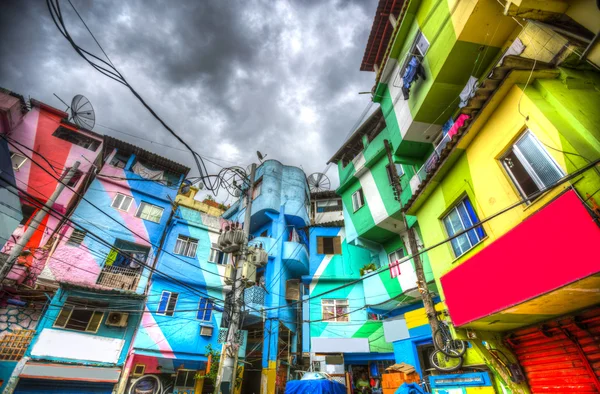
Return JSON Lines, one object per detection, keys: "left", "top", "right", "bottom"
{"left": 443, "top": 198, "right": 485, "bottom": 258}
{"left": 198, "top": 297, "right": 213, "bottom": 321}
{"left": 157, "top": 291, "right": 178, "bottom": 316}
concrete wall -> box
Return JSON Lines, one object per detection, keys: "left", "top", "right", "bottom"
{"left": 43, "top": 148, "right": 184, "bottom": 294}
{"left": 132, "top": 206, "right": 227, "bottom": 361}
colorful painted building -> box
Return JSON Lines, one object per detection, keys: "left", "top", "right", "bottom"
{"left": 223, "top": 159, "right": 310, "bottom": 394}
{"left": 0, "top": 92, "right": 106, "bottom": 392}
{"left": 123, "top": 187, "right": 242, "bottom": 394}
{"left": 3, "top": 135, "right": 189, "bottom": 392}
{"left": 304, "top": 191, "right": 395, "bottom": 383}
{"left": 360, "top": 0, "right": 600, "bottom": 392}
{"left": 327, "top": 100, "right": 441, "bottom": 384}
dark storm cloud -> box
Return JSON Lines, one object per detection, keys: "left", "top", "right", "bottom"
{"left": 0, "top": 0, "right": 377, "bottom": 200}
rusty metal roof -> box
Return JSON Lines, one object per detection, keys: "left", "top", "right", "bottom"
{"left": 360, "top": 0, "right": 406, "bottom": 72}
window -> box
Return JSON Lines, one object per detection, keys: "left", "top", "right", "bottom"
{"left": 66, "top": 169, "right": 83, "bottom": 187}
{"left": 67, "top": 229, "right": 86, "bottom": 246}
{"left": 174, "top": 235, "right": 199, "bottom": 257}
{"left": 53, "top": 298, "right": 105, "bottom": 333}
{"left": 10, "top": 152, "right": 27, "bottom": 170}
{"left": 386, "top": 164, "right": 405, "bottom": 184}
{"left": 388, "top": 249, "right": 405, "bottom": 265}
{"left": 52, "top": 126, "right": 100, "bottom": 151}
{"left": 317, "top": 236, "right": 341, "bottom": 255}
{"left": 322, "top": 299, "right": 349, "bottom": 322}
{"left": 111, "top": 193, "right": 133, "bottom": 212}
{"left": 352, "top": 189, "right": 365, "bottom": 212}
{"left": 20, "top": 205, "right": 36, "bottom": 225}
{"left": 502, "top": 131, "right": 564, "bottom": 200}
{"left": 388, "top": 248, "right": 405, "bottom": 278}
{"left": 316, "top": 199, "right": 342, "bottom": 213}
{"left": 252, "top": 178, "right": 262, "bottom": 199}
{"left": 368, "top": 313, "right": 384, "bottom": 321}
{"left": 414, "top": 31, "right": 430, "bottom": 56}
{"left": 157, "top": 291, "right": 178, "bottom": 316}
{"left": 443, "top": 198, "right": 485, "bottom": 257}
{"left": 175, "top": 369, "right": 196, "bottom": 388}
{"left": 209, "top": 247, "right": 230, "bottom": 265}
{"left": 0, "top": 330, "right": 34, "bottom": 361}
{"left": 110, "top": 152, "right": 129, "bottom": 168}
{"left": 197, "top": 297, "right": 213, "bottom": 321}
{"left": 135, "top": 202, "right": 164, "bottom": 223}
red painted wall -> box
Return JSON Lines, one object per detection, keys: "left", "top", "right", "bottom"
{"left": 441, "top": 190, "right": 600, "bottom": 327}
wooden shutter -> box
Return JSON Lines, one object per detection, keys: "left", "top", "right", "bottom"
{"left": 317, "top": 237, "right": 324, "bottom": 254}
{"left": 333, "top": 237, "right": 342, "bottom": 255}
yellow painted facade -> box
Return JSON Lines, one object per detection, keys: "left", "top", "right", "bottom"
{"left": 261, "top": 361, "right": 278, "bottom": 394}
{"left": 176, "top": 186, "right": 226, "bottom": 216}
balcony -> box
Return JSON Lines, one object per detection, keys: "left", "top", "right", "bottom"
{"left": 282, "top": 241, "right": 309, "bottom": 276}
{"left": 242, "top": 286, "right": 266, "bottom": 326}
{"left": 96, "top": 265, "right": 141, "bottom": 292}
{"left": 441, "top": 190, "right": 600, "bottom": 331}
{"left": 363, "top": 259, "right": 422, "bottom": 312}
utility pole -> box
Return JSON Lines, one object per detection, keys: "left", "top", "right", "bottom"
{"left": 384, "top": 141, "right": 439, "bottom": 333}
{"left": 220, "top": 163, "right": 257, "bottom": 394}
{"left": 0, "top": 161, "right": 81, "bottom": 282}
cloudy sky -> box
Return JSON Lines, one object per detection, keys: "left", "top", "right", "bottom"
{"left": 0, "top": 0, "right": 377, "bottom": 202}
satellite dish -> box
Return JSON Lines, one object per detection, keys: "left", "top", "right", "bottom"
{"left": 257, "top": 151, "right": 267, "bottom": 162}
{"left": 70, "top": 94, "right": 95, "bottom": 129}
{"left": 307, "top": 173, "right": 331, "bottom": 193}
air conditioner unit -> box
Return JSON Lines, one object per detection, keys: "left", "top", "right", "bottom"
{"left": 105, "top": 312, "right": 129, "bottom": 327}
{"left": 200, "top": 325, "right": 214, "bottom": 337}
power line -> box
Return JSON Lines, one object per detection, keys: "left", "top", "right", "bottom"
{"left": 258, "top": 158, "right": 600, "bottom": 313}
{"left": 2, "top": 135, "right": 229, "bottom": 281}
{"left": 0, "top": 177, "right": 227, "bottom": 307}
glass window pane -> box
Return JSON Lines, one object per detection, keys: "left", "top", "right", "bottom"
{"left": 166, "top": 293, "right": 178, "bottom": 316}
{"left": 157, "top": 292, "right": 170, "bottom": 314}
{"left": 517, "top": 132, "right": 563, "bottom": 188}
{"left": 456, "top": 203, "right": 478, "bottom": 246}
{"left": 113, "top": 194, "right": 123, "bottom": 209}
{"left": 323, "top": 306, "right": 335, "bottom": 320}
{"left": 87, "top": 311, "right": 104, "bottom": 332}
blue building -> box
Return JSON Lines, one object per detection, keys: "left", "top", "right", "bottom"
{"left": 124, "top": 187, "right": 246, "bottom": 394}
{"left": 4, "top": 137, "right": 189, "bottom": 393}
{"left": 223, "top": 160, "right": 309, "bottom": 394}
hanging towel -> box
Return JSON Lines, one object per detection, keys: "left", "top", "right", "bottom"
{"left": 459, "top": 76, "right": 478, "bottom": 108}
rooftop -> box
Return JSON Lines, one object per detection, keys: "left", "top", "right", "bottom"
{"left": 360, "top": 0, "right": 407, "bottom": 72}
{"left": 104, "top": 135, "right": 190, "bottom": 176}
{"left": 327, "top": 107, "right": 385, "bottom": 165}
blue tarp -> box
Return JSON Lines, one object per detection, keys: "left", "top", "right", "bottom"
{"left": 394, "top": 383, "right": 426, "bottom": 394}
{"left": 285, "top": 380, "right": 346, "bottom": 394}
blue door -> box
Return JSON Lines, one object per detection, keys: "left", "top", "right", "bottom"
{"left": 15, "top": 379, "right": 115, "bottom": 393}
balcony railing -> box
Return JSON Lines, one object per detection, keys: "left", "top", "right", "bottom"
{"left": 96, "top": 265, "right": 141, "bottom": 291}
{"left": 409, "top": 133, "right": 452, "bottom": 194}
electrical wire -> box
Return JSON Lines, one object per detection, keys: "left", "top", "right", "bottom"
{"left": 46, "top": 0, "right": 245, "bottom": 196}
{"left": 258, "top": 158, "right": 600, "bottom": 313}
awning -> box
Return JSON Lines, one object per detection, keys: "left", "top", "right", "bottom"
{"left": 20, "top": 363, "right": 121, "bottom": 383}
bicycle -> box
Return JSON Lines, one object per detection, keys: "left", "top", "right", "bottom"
{"left": 433, "top": 320, "right": 466, "bottom": 357}
{"left": 429, "top": 348, "right": 464, "bottom": 372}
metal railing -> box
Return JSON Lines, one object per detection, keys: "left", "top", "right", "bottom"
{"left": 409, "top": 133, "right": 452, "bottom": 193}
{"left": 96, "top": 265, "right": 141, "bottom": 291}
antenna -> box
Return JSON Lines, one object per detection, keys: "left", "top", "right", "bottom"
{"left": 70, "top": 94, "right": 96, "bottom": 129}
{"left": 257, "top": 151, "right": 267, "bottom": 162}
{"left": 307, "top": 173, "right": 331, "bottom": 193}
